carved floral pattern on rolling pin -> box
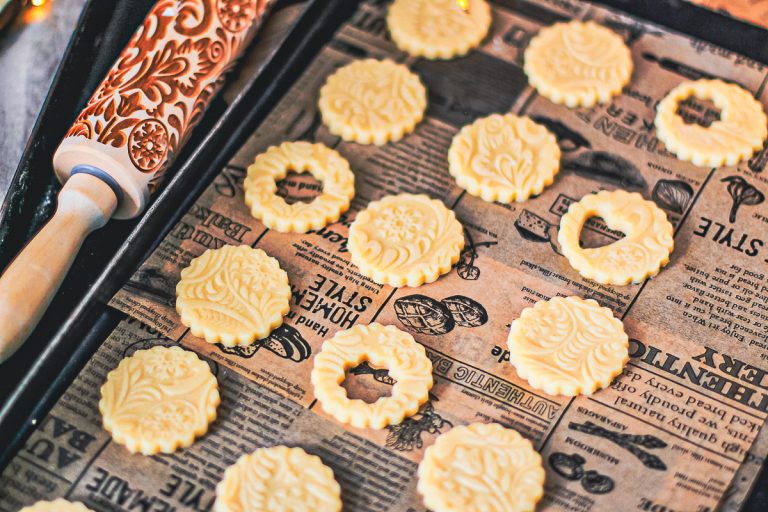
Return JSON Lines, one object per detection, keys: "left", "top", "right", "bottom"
{"left": 66, "top": 0, "right": 268, "bottom": 178}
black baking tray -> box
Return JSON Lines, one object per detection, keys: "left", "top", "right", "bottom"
{"left": 0, "top": 0, "right": 765, "bottom": 508}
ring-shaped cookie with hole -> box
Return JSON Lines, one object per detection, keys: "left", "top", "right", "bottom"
{"left": 215, "top": 446, "right": 342, "bottom": 512}
{"left": 310, "top": 323, "right": 432, "bottom": 429}
{"left": 99, "top": 346, "right": 220, "bottom": 455}
{"left": 524, "top": 20, "right": 632, "bottom": 108}
{"left": 507, "top": 296, "right": 629, "bottom": 396}
{"left": 557, "top": 190, "right": 674, "bottom": 285}
{"left": 448, "top": 113, "right": 561, "bottom": 203}
{"left": 244, "top": 141, "right": 355, "bottom": 233}
{"left": 387, "top": 0, "right": 492, "bottom": 60}
{"left": 655, "top": 79, "right": 768, "bottom": 167}
{"left": 176, "top": 245, "right": 291, "bottom": 346}
{"left": 319, "top": 59, "right": 427, "bottom": 145}
{"left": 417, "top": 423, "right": 545, "bottom": 512}
{"left": 348, "top": 193, "right": 465, "bottom": 287}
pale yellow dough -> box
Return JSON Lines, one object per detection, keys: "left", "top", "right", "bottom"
{"left": 99, "top": 346, "right": 219, "bottom": 455}
{"left": 348, "top": 193, "right": 464, "bottom": 287}
{"left": 507, "top": 296, "right": 629, "bottom": 396}
{"left": 524, "top": 20, "right": 632, "bottom": 108}
{"left": 387, "top": 0, "right": 492, "bottom": 60}
{"left": 21, "top": 500, "right": 94, "bottom": 512}
{"left": 655, "top": 79, "right": 768, "bottom": 167}
{"left": 417, "top": 423, "right": 545, "bottom": 512}
{"left": 448, "top": 113, "right": 561, "bottom": 203}
{"left": 318, "top": 59, "right": 427, "bottom": 145}
{"left": 176, "top": 245, "right": 291, "bottom": 346}
{"left": 244, "top": 141, "right": 355, "bottom": 233}
{"left": 215, "top": 446, "right": 341, "bottom": 512}
{"left": 311, "top": 323, "right": 432, "bottom": 429}
{"left": 557, "top": 190, "right": 674, "bottom": 285}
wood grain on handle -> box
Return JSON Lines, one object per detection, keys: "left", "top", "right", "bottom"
{"left": 0, "top": 174, "right": 117, "bottom": 363}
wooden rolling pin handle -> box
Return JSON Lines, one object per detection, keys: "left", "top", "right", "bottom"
{"left": 0, "top": 173, "right": 117, "bottom": 363}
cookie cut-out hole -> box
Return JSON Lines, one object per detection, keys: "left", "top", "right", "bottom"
{"left": 676, "top": 96, "right": 721, "bottom": 128}
{"left": 343, "top": 360, "right": 394, "bottom": 403}
{"left": 276, "top": 171, "right": 323, "bottom": 205}
{"left": 579, "top": 216, "right": 626, "bottom": 249}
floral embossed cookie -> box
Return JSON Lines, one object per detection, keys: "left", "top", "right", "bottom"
{"left": 387, "top": 0, "right": 492, "bottom": 59}
{"left": 244, "top": 141, "right": 355, "bottom": 233}
{"left": 176, "top": 245, "right": 291, "bottom": 346}
{"left": 99, "top": 346, "right": 219, "bottom": 454}
{"left": 448, "top": 114, "right": 561, "bottom": 203}
{"left": 21, "top": 500, "right": 94, "bottom": 512}
{"left": 348, "top": 194, "right": 464, "bottom": 287}
{"left": 507, "top": 296, "right": 629, "bottom": 396}
{"left": 318, "top": 59, "right": 427, "bottom": 145}
{"left": 215, "top": 446, "right": 341, "bottom": 512}
{"left": 558, "top": 190, "right": 674, "bottom": 285}
{"left": 417, "top": 423, "right": 545, "bottom": 512}
{"left": 655, "top": 79, "right": 768, "bottom": 167}
{"left": 311, "top": 323, "right": 433, "bottom": 429}
{"left": 524, "top": 20, "right": 633, "bottom": 108}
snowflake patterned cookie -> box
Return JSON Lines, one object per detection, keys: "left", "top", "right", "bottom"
{"left": 176, "top": 245, "right": 291, "bottom": 346}
{"left": 417, "top": 423, "right": 545, "bottom": 512}
{"left": 21, "top": 500, "right": 94, "bottom": 512}
{"left": 655, "top": 79, "right": 768, "bottom": 167}
{"left": 348, "top": 194, "right": 464, "bottom": 287}
{"left": 507, "top": 296, "right": 629, "bottom": 396}
{"left": 311, "top": 323, "right": 433, "bottom": 429}
{"left": 215, "top": 446, "right": 341, "bottom": 512}
{"left": 387, "top": 0, "right": 492, "bottom": 59}
{"left": 557, "top": 190, "right": 674, "bottom": 285}
{"left": 448, "top": 113, "right": 561, "bottom": 203}
{"left": 318, "top": 59, "right": 427, "bottom": 145}
{"left": 524, "top": 20, "right": 633, "bottom": 108}
{"left": 99, "top": 346, "right": 219, "bottom": 455}
{"left": 244, "top": 141, "right": 355, "bottom": 233}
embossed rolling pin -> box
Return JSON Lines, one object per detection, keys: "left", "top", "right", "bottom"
{"left": 0, "top": 0, "right": 273, "bottom": 362}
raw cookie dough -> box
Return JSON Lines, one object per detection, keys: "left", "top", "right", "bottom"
{"left": 99, "top": 346, "right": 219, "bottom": 455}
{"left": 215, "top": 446, "right": 341, "bottom": 512}
{"left": 524, "top": 20, "right": 633, "bottom": 108}
{"left": 448, "top": 113, "right": 561, "bottom": 203}
{"left": 655, "top": 79, "right": 768, "bottom": 167}
{"left": 21, "top": 500, "right": 94, "bottom": 512}
{"left": 507, "top": 296, "right": 629, "bottom": 396}
{"left": 311, "top": 323, "right": 433, "bottom": 429}
{"left": 417, "top": 423, "right": 545, "bottom": 512}
{"left": 318, "top": 59, "right": 427, "bottom": 145}
{"left": 387, "top": 0, "right": 492, "bottom": 59}
{"left": 244, "top": 141, "right": 355, "bottom": 233}
{"left": 348, "top": 193, "right": 465, "bottom": 287}
{"left": 557, "top": 190, "right": 674, "bottom": 285}
{"left": 176, "top": 245, "right": 291, "bottom": 346}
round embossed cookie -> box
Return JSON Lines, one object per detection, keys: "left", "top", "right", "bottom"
{"left": 215, "top": 446, "right": 341, "bottom": 512}
{"left": 311, "top": 323, "right": 433, "bottom": 429}
{"left": 348, "top": 194, "right": 465, "bottom": 287}
{"left": 387, "top": 0, "right": 492, "bottom": 60}
{"left": 417, "top": 423, "right": 545, "bottom": 512}
{"left": 557, "top": 190, "right": 674, "bottom": 285}
{"left": 176, "top": 245, "right": 291, "bottom": 346}
{"left": 318, "top": 59, "right": 427, "bottom": 145}
{"left": 448, "top": 113, "right": 561, "bottom": 203}
{"left": 244, "top": 141, "right": 355, "bottom": 233}
{"left": 655, "top": 79, "right": 768, "bottom": 167}
{"left": 21, "top": 500, "right": 94, "bottom": 512}
{"left": 507, "top": 296, "right": 629, "bottom": 396}
{"left": 524, "top": 20, "right": 633, "bottom": 108}
{"left": 99, "top": 346, "right": 219, "bottom": 454}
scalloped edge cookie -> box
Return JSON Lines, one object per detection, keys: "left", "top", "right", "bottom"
{"left": 507, "top": 296, "right": 629, "bottom": 396}
{"left": 21, "top": 500, "right": 95, "bottom": 512}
